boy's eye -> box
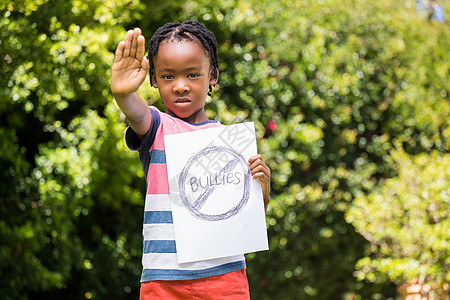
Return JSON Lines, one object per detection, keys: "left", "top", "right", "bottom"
{"left": 188, "top": 73, "right": 200, "bottom": 78}
{"left": 162, "top": 75, "right": 174, "bottom": 80}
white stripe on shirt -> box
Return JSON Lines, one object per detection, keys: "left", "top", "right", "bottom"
{"left": 143, "top": 223, "right": 175, "bottom": 240}
{"left": 142, "top": 253, "right": 245, "bottom": 270}
{"left": 145, "top": 193, "right": 172, "bottom": 211}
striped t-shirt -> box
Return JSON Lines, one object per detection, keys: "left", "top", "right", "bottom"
{"left": 125, "top": 106, "right": 246, "bottom": 282}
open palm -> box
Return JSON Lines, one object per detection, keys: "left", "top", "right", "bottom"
{"left": 111, "top": 28, "right": 149, "bottom": 95}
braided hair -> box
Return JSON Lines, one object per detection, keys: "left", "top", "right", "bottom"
{"left": 147, "top": 21, "right": 219, "bottom": 94}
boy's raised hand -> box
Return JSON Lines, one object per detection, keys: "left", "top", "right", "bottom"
{"left": 248, "top": 154, "right": 271, "bottom": 212}
{"left": 111, "top": 28, "right": 149, "bottom": 96}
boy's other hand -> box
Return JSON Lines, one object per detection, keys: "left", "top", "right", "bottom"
{"left": 111, "top": 28, "right": 149, "bottom": 96}
{"left": 248, "top": 154, "right": 271, "bottom": 212}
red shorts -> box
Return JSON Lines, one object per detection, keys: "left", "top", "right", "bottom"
{"left": 140, "top": 269, "right": 250, "bottom": 300}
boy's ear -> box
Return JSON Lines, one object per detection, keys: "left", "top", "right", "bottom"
{"left": 209, "top": 69, "right": 219, "bottom": 85}
{"left": 151, "top": 73, "right": 158, "bottom": 88}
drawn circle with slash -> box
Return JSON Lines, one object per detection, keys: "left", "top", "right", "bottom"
{"left": 178, "top": 146, "right": 251, "bottom": 221}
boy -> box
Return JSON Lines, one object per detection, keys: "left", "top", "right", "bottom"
{"left": 111, "top": 21, "right": 270, "bottom": 299}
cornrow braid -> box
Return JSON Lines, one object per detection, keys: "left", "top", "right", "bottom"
{"left": 147, "top": 21, "right": 219, "bottom": 94}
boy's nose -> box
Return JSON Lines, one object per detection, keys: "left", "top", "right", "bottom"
{"left": 173, "top": 80, "right": 190, "bottom": 94}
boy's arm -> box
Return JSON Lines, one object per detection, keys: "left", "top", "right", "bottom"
{"left": 248, "top": 155, "right": 271, "bottom": 212}
{"left": 111, "top": 28, "right": 151, "bottom": 138}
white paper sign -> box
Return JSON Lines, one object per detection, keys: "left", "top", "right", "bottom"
{"left": 164, "top": 122, "right": 269, "bottom": 263}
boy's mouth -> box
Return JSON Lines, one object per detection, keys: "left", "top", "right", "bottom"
{"left": 175, "top": 98, "right": 191, "bottom": 103}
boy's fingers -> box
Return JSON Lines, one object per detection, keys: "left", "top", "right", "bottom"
{"left": 252, "top": 166, "right": 270, "bottom": 178}
{"left": 249, "top": 158, "right": 269, "bottom": 172}
{"left": 252, "top": 172, "right": 270, "bottom": 182}
{"left": 248, "top": 154, "right": 271, "bottom": 180}
{"left": 250, "top": 160, "right": 270, "bottom": 175}
{"left": 130, "top": 29, "right": 140, "bottom": 58}
{"left": 113, "top": 40, "right": 126, "bottom": 63}
{"left": 252, "top": 171, "right": 265, "bottom": 178}
{"left": 134, "top": 27, "right": 142, "bottom": 36}
{"left": 248, "top": 154, "right": 262, "bottom": 165}
{"left": 250, "top": 163, "right": 262, "bottom": 174}
{"left": 130, "top": 28, "right": 142, "bottom": 58}
{"left": 136, "top": 35, "right": 146, "bottom": 60}
{"left": 123, "top": 30, "right": 134, "bottom": 58}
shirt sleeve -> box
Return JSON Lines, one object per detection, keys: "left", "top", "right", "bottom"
{"left": 125, "top": 107, "right": 161, "bottom": 152}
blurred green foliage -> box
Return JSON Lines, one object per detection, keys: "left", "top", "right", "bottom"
{"left": 0, "top": 0, "right": 448, "bottom": 299}
{"left": 346, "top": 147, "right": 449, "bottom": 297}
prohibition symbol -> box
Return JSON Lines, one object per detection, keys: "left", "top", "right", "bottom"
{"left": 178, "top": 146, "right": 251, "bottom": 221}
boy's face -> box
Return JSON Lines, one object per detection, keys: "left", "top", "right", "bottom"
{"left": 152, "top": 40, "right": 217, "bottom": 123}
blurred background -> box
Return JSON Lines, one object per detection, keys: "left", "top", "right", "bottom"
{"left": 1, "top": 0, "right": 449, "bottom": 299}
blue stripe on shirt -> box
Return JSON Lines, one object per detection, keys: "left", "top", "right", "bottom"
{"left": 140, "top": 261, "right": 246, "bottom": 282}
{"left": 144, "top": 211, "right": 173, "bottom": 224}
{"left": 143, "top": 240, "right": 176, "bottom": 254}
{"left": 150, "top": 149, "right": 166, "bottom": 163}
